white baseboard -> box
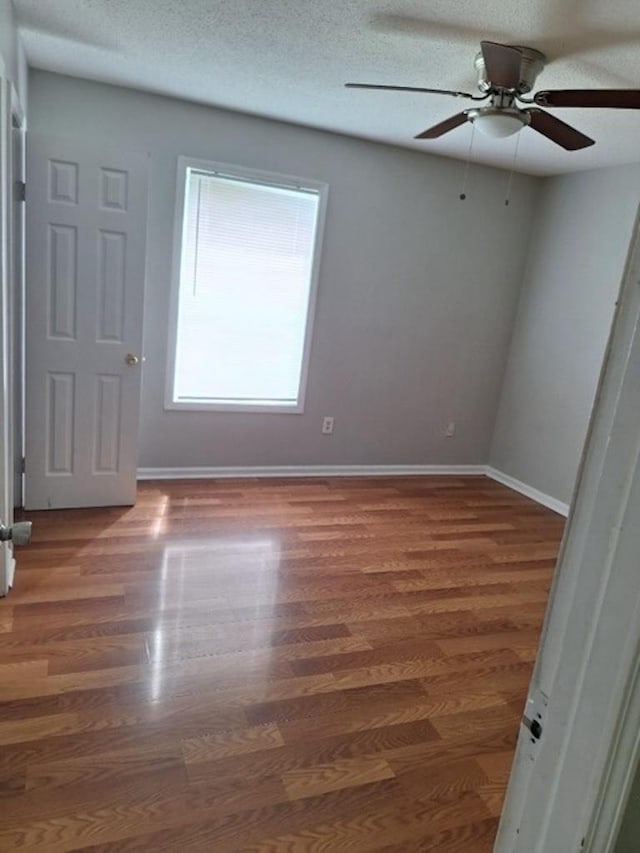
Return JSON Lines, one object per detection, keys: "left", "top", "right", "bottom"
{"left": 486, "top": 466, "right": 569, "bottom": 517}
{"left": 137, "top": 463, "right": 569, "bottom": 517}
{"left": 137, "top": 464, "right": 487, "bottom": 480}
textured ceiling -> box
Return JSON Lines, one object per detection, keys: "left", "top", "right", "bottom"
{"left": 13, "top": 0, "right": 640, "bottom": 175}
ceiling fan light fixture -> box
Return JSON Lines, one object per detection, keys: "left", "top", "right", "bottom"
{"left": 468, "top": 108, "right": 529, "bottom": 138}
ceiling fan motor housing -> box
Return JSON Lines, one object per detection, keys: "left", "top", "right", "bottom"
{"left": 474, "top": 46, "right": 546, "bottom": 93}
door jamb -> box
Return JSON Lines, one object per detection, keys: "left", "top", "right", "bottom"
{"left": 0, "top": 68, "right": 11, "bottom": 595}
{"left": 0, "top": 78, "right": 26, "bottom": 595}
{"left": 11, "top": 84, "right": 26, "bottom": 511}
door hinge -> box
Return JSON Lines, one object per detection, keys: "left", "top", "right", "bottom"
{"left": 16, "top": 181, "right": 26, "bottom": 202}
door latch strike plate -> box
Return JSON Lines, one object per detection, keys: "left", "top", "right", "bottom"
{"left": 521, "top": 688, "right": 548, "bottom": 756}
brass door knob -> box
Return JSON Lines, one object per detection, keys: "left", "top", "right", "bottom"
{"left": 125, "top": 353, "right": 140, "bottom": 366}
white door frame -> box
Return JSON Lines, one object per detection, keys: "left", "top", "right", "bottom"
{"left": 11, "top": 86, "right": 26, "bottom": 510}
{"left": 496, "top": 205, "right": 640, "bottom": 851}
{"left": 0, "top": 71, "right": 26, "bottom": 595}
{"left": 0, "top": 68, "right": 12, "bottom": 595}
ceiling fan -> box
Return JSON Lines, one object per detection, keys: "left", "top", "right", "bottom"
{"left": 346, "top": 41, "right": 640, "bottom": 150}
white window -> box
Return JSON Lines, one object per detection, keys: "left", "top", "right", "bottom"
{"left": 166, "top": 157, "right": 328, "bottom": 412}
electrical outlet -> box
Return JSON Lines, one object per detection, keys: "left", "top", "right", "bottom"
{"left": 445, "top": 422, "right": 456, "bottom": 438}
{"left": 322, "top": 416, "right": 334, "bottom": 435}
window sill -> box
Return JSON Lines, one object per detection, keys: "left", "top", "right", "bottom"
{"left": 164, "top": 400, "right": 305, "bottom": 414}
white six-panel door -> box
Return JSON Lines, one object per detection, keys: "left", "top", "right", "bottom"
{"left": 25, "top": 135, "right": 148, "bottom": 509}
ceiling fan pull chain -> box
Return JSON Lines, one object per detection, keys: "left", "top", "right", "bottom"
{"left": 504, "top": 131, "right": 521, "bottom": 206}
{"left": 459, "top": 123, "right": 476, "bottom": 200}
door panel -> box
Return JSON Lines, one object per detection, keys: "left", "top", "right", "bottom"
{"left": 25, "top": 135, "right": 148, "bottom": 509}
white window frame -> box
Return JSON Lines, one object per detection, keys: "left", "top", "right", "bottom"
{"left": 165, "top": 156, "right": 328, "bottom": 414}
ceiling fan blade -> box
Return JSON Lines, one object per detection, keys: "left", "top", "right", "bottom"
{"left": 527, "top": 109, "right": 595, "bottom": 150}
{"left": 345, "top": 83, "right": 480, "bottom": 100}
{"left": 415, "top": 111, "right": 469, "bottom": 139}
{"left": 480, "top": 41, "right": 523, "bottom": 89}
{"left": 534, "top": 89, "right": 640, "bottom": 109}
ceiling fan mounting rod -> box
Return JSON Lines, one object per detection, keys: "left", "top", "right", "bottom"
{"left": 491, "top": 90, "right": 518, "bottom": 109}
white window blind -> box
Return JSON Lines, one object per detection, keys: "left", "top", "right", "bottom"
{"left": 170, "top": 164, "right": 325, "bottom": 410}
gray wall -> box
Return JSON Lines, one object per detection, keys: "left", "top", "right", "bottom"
{"left": 29, "top": 70, "right": 539, "bottom": 469}
{"left": 490, "top": 166, "right": 640, "bottom": 505}
{"left": 0, "top": 0, "right": 18, "bottom": 83}
{"left": 0, "top": 0, "right": 27, "bottom": 110}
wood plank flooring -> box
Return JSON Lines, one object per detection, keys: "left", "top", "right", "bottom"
{"left": 0, "top": 476, "right": 564, "bottom": 851}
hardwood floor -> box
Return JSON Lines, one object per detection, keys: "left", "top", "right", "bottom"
{"left": 0, "top": 476, "right": 564, "bottom": 851}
